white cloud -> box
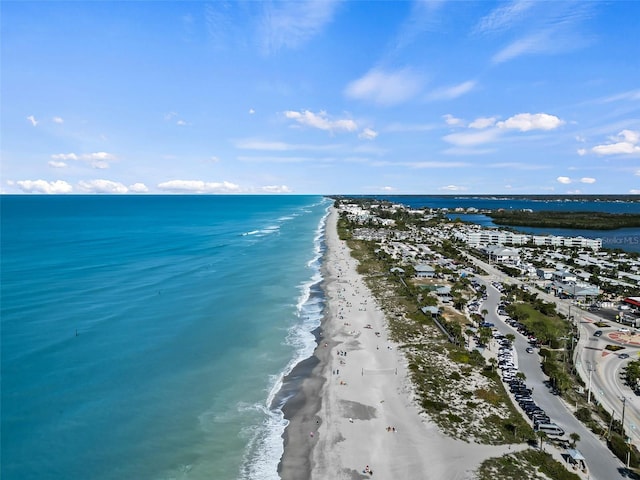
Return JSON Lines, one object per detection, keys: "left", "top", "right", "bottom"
{"left": 52, "top": 153, "right": 79, "bottom": 161}
{"left": 16, "top": 179, "right": 73, "bottom": 194}
{"left": 128, "top": 183, "right": 149, "bottom": 193}
{"left": 596, "top": 89, "right": 640, "bottom": 104}
{"left": 26, "top": 115, "right": 39, "bottom": 127}
{"left": 577, "top": 148, "right": 587, "bottom": 156}
{"left": 236, "top": 139, "right": 340, "bottom": 151}
{"left": 488, "top": 162, "right": 550, "bottom": 170}
{"left": 427, "top": 80, "right": 476, "bottom": 101}
{"left": 372, "top": 160, "right": 469, "bottom": 169}
{"left": 381, "top": 186, "right": 395, "bottom": 192}
{"left": 621, "top": 130, "right": 640, "bottom": 144}
{"left": 580, "top": 177, "right": 596, "bottom": 184}
{"left": 157, "top": 180, "right": 242, "bottom": 193}
{"left": 260, "top": 185, "right": 292, "bottom": 193}
{"left": 164, "top": 112, "right": 188, "bottom": 126}
{"left": 557, "top": 176, "right": 572, "bottom": 184}
{"left": 359, "top": 128, "right": 378, "bottom": 140}
{"left": 630, "top": 189, "right": 640, "bottom": 194}
{"left": 439, "top": 184, "right": 468, "bottom": 191}
{"left": 592, "top": 129, "right": 640, "bottom": 155}
{"left": 77, "top": 179, "right": 129, "bottom": 193}
{"left": 238, "top": 155, "right": 313, "bottom": 163}
{"left": 284, "top": 110, "right": 357, "bottom": 133}
{"left": 51, "top": 152, "right": 116, "bottom": 168}
{"left": 492, "top": 31, "right": 551, "bottom": 63}
{"left": 260, "top": 0, "right": 340, "bottom": 54}
{"left": 344, "top": 68, "right": 423, "bottom": 106}
{"left": 497, "top": 113, "right": 564, "bottom": 131}
{"left": 249, "top": 108, "right": 256, "bottom": 114}
{"left": 384, "top": 122, "right": 436, "bottom": 132}
{"left": 443, "top": 114, "right": 465, "bottom": 126}
{"left": 48, "top": 161, "right": 67, "bottom": 168}
{"left": 443, "top": 147, "right": 495, "bottom": 156}
{"left": 52, "top": 116, "right": 64, "bottom": 124}
{"left": 474, "top": 0, "right": 535, "bottom": 34}
{"left": 237, "top": 140, "right": 294, "bottom": 151}
{"left": 469, "top": 117, "right": 497, "bottom": 129}
{"left": 443, "top": 128, "right": 501, "bottom": 146}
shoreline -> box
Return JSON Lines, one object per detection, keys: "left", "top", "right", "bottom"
{"left": 278, "top": 205, "right": 520, "bottom": 479}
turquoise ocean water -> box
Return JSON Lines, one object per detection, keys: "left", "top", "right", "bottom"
{"left": 1, "top": 195, "right": 330, "bottom": 480}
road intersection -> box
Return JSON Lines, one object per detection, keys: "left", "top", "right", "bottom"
{"left": 466, "top": 254, "right": 632, "bottom": 479}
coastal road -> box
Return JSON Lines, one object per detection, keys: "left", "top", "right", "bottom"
{"left": 576, "top": 318, "right": 640, "bottom": 446}
{"left": 478, "top": 278, "right": 628, "bottom": 480}
{"left": 466, "top": 252, "right": 640, "bottom": 448}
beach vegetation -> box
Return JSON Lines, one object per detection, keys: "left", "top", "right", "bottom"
{"left": 608, "top": 431, "right": 640, "bottom": 468}
{"left": 475, "top": 388, "right": 501, "bottom": 405}
{"left": 477, "top": 450, "right": 582, "bottom": 480}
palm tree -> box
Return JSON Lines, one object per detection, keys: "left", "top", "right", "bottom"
{"left": 569, "top": 432, "right": 580, "bottom": 448}
{"left": 465, "top": 328, "right": 475, "bottom": 349}
{"left": 479, "top": 327, "right": 492, "bottom": 349}
{"left": 489, "top": 357, "right": 497, "bottom": 372}
{"left": 536, "top": 430, "right": 547, "bottom": 451}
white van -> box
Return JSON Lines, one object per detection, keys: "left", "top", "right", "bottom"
{"left": 535, "top": 423, "right": 565, "bottom": 436}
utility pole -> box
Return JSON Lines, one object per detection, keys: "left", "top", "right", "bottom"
{"left": 608, "top": 411, "right": 615, "bottom": 440}
{"left": 621, "top": 397, "right": 627, "bottom": 436}
{"left": 587, "top": 362, "right": 595, "bottom": 404}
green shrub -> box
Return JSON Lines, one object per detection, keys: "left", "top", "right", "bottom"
{"left": 575, "top": 407, "right": 591, "bottom": 422}
{"left": 608, "top": 432, "right": 640, "bottom": 468}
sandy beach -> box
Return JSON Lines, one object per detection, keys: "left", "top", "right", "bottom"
{"left": 279, "top": 206, "right": 518, "bottom": 479}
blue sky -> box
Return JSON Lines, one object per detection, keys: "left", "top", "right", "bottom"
{"left": 2, "top": 0, "right": 639, "bottom": 195}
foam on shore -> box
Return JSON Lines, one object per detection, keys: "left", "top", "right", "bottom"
{"left": 238, "top": 205, "right": 329, "bottom": 480}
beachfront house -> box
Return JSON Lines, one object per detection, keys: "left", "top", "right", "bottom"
{"left": 536, "top": 267, "right": 555, "bottom": 280}
{"left": 435, "top": 285, "right": 452, "bottom": 303}
{"left": 481, "top": 245, "right": 521, "bottom": 265}
{"left": 553, "top": 270, "right": 577, "bottom": 283}
{"left": 415, "top": 264, "right": 436, "bottom": 278}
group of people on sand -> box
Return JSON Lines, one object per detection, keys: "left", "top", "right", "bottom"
{"left": 385, "top": 426, "right": 396, "bottom": 433}
{"left": 363, "top": 465, "right": 373, "bottom": 475}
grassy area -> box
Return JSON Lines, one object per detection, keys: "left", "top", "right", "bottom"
{"left": 477, "top": 449, "right": 583, "bottom": 480}
{"left": 506, "top": 302, "right": 569, "bottom": 346}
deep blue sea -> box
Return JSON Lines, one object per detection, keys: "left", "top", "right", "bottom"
{"left": 1, "top": 195, "right": 330, "bottom": 480}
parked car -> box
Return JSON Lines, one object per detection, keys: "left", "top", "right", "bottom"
{"left": 619, "top": 327, "right": 630, "bottom": 333}
{"left": 594, "top": 330, "right": 603, "bottom": 337}
{"left": 526, "top": 347, "right": 534, "bottom": 354}
{"left": 619, "top": 353, "right": 630, "bottom": 359}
